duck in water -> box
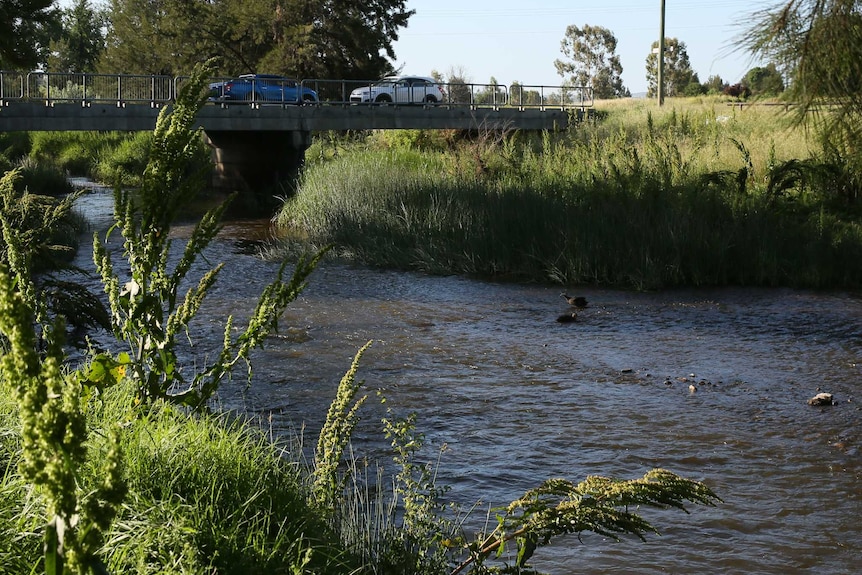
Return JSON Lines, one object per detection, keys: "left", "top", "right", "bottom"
{"left": 556, "top": 312, "right": 578, "bottom": 323}
{"left": 561, "top": 293, "right": 588, "bottom": 308}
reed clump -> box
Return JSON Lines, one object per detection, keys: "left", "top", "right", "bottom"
{"left": 276, "top": 98, "right": 862, "bottom": 289}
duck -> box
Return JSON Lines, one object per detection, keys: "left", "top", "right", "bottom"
{"left": 556, "top": 312, "right": 578, "bottom": 323}
{"left": 561, "top": 293, "right": 588, "bottom": 308}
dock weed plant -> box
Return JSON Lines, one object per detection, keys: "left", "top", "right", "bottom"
{"left": 277, "top": 96, "right": 862, "bottom": 289}
{"left": 0, "top": 265, "right": 126, "bottom": 575}
{"left": 93, "top": 58, "right": 322, "bottom": 409}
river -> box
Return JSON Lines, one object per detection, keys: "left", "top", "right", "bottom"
{"left": 70, "top": 182, "right": 861, "bottom": 574}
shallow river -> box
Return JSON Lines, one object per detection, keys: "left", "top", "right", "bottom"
{"left": 71, "top": 184, "right": 861, "bottom": 574}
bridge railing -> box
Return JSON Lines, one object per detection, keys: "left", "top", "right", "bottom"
{"left": 20, "top": 72, "right": 174, "bottom": 106}
{"left": 0, "top": 71, "right": 25, "bottom": 104}
{"left": 0, "top": 70, "right": 593, "bottom": 112}
{"left": 509, "top": 85, "right": 594, "bottom": 110}
{"left": 300, "top": 78, "right": 510, "bottom": 109}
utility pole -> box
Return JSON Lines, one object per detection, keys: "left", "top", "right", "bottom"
{"left": 658, "top": 0, "right": 666, "bottom": 106}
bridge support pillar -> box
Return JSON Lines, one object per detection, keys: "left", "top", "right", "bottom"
{"left": 204, "top": 130, "right": 311, "bottom": 194}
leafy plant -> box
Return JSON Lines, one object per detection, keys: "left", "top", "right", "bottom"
{"left": 0, "top": 266, "right": 126, "bottom": 575}
{"left": 313, "top": 340, "right": 372, "bottom": 512}
{"left": 0, "top": 167, "right": 107, "bottom": 348}
{"left": 453, "top": 469, "right": 720, "bottom": 574}
{"left": 93, "top": 58, "right": 324, "bottom": 409}
{"left": 382, "top": 410, "right": 455, "bottom": 575}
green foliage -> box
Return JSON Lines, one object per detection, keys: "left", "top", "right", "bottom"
{"left": 109, "top": 384, "right": 353, "bottom": 574}
{"left": 93, "top": 59, "right": 324, "bottom": 409}
{"left": 101, "top": 0, "right": 414, "bottom": 79}
{"left": 742, "top": 0, "right": 862, "bottom": 156}
{"left": 313, "top": 341, "right": 371, "bottom": 512}
{"left": 646, "top": 38, "right": 696, "bottom": 98}
{"left": 554, "top": 24, "right": 628, "bottom": 99}
{"left": 0, "top": 168, "right": 79, "bottom": 302}
{"left": 92, "top": 131, "right": 153, "bottom": 186}
{"left": 0, "top": 0, "right": 59, "bottom": 69}
{"left": 743, "top": 63, "right": 785, "bottom": 96}
{"left": 29, "top": 131, "right": 127, "bottom": 177}
{"left": 48, "top": 0, "right": 107, "bottom": 73}
{"left": 0, "top": 132, "right": 32, "bottom": 163}
{"left": 13, "top": 157, "right": 74, "bottom": 197}
{"left": 276, "top": 101, "right": 862, "bottom": 289}
{"left": 381, "top": 411, "right": 454, "bottom": 575}
{"left": 0, "top": 266, "right": 126, "bottom": 575}
{"left": 454, "top": 469, "right": 720, "bottom": 574}
{"left": 0, "top": 377, "right": 360, "bottom": 575}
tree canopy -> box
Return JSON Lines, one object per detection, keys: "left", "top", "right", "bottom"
{"left": 554, "top": 24, "right": 629, "bottom": 99}
{"left": 99, "top": 0, "right": 414, "bottom": 79}
{"left": 741, "top": 1, "right": 862, "bottom": 125}
{"left": 0, "top": 0, "right": 59, "bottom": 69}
{"left": 645, "top": 37, "right": 696, "bottom": 98}
{"left": 743, "top": 63, "right": 785, "bottom": 96}
{"left": 48, "top": 0, "right": 106, "bottom": 72}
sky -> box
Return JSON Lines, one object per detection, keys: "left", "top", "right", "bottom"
{"left": 391, "top": 0, "right": 778, "bottom": 95}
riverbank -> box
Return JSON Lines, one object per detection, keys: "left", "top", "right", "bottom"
{"left": 275, "top": 97, "right": 862, "bottom": 290}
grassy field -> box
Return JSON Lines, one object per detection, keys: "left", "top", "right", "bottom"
{"left": 276, "top": 96, "right": 862, "bottom": 289}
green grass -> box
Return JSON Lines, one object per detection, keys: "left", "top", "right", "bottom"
{"left": 0, "top": 381, "right": 361, "bottom": 575}
{"left": 275, "top": 97, "right": 862, "bottom": 289}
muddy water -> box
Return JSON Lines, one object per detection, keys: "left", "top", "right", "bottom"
{"left": 72, "top": 185, "right": 861, "bottom": 574}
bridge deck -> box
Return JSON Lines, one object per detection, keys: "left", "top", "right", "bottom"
{"left": 0, "top": 101, "right": 571, "bottom": 132}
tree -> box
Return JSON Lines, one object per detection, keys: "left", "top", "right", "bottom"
{"left": 48, "top": 0, "right": 107, "bottom": 72}
{"left": 645, "top": 37, "right": 696, "bottom": 98}
{"left": 100, "top": 0, "right": 414, "bottom": 79}
{"left": 682, "top": 72, "right": 706, "bottom": 96}
{"left": 261, "top": 0, "right": 414, "bottom": 80}
{"left": 743, "top": 63, "right": 785, "bottom": 96}
{"left": 509, "top": 81, "right": 543, "bottom": 106}
{"left": 554, "top": 24, "right": 629, "bottom": 99}
{"left": 474, "top": 76, "right": 506, "bottom": 106}
{"left": 740, "top": 1, "right": 862, "bottom": 131}
{"left": 0, "top": 0, "right": 59, "bottom": 69}
{"left": 100, "top": 0, "right": 181, "bottom": 74}
{"left": 436, "top": 65, "right": 472, "bottom": 104}
{"left": 704, "top": 74, "right": 728, "bottom": 95}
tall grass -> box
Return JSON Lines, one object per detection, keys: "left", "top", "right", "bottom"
{"left": 0, "top": 380, "right": 360, "bottom": 575}
{"left": 275, "top": 98, "right": 862, "bottom": 289}
{"left": 29, "top": 131, "right": 128, "bottom": 178}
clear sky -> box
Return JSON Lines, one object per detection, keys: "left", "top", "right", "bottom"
{"left": 391, "top": 0, "right": 778, "bottom": 95}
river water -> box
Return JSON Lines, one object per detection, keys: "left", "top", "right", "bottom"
{"left": 70, "top": 183, "right": 861, "bottom": 574}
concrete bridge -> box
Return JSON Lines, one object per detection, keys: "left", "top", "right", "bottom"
{"left": 0, "top": 72, "right": 591, "bottom": 191}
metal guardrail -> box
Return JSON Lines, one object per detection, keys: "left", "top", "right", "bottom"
{"left": 0, "top": 71, "right": 25, "bottom": 102}
{"left": 509, "top": 84, "right": 594, "bottom": 110}
{"left": 301, "top": 78, "right": 511, "bottom": 109}
{"left": 20, "top": 72, "right": 173, "bottom": 106}
{"left": 0, "top": 70, "right": 593, "bottom": 112}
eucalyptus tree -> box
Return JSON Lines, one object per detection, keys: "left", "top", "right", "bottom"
{"left": 0, "top": 0, "right": 59, "bottom": 69}
{"left": 645, "top": 37, "right": 696, "bottom": 98}
{"left": 554, "top": 24, "right": 629, "bottom": 99}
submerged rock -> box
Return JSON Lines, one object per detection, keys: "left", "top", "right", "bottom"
{"left": 808, "top": 392, "right": 835, "bottom": 406}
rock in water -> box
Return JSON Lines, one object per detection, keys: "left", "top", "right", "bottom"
{"left": 808, "top": 392, "right": 834, "bottom": 406}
